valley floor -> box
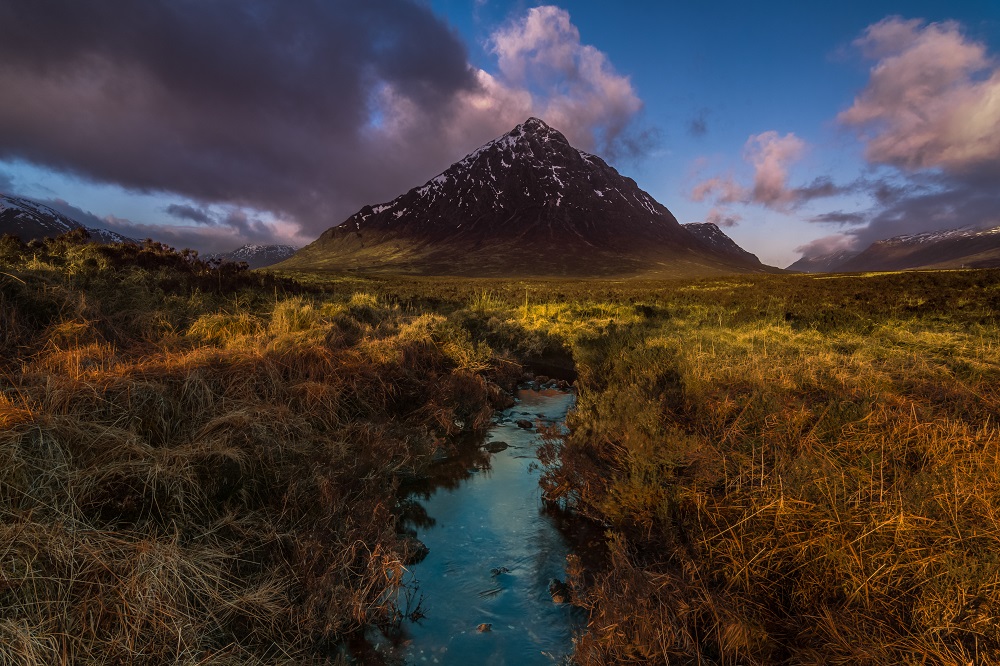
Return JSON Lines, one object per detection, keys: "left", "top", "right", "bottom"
{"left": 3, "top": 232, "right": 999, "bottom": 664}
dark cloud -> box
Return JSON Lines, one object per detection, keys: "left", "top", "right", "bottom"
{"left": 0, "top": 0, "right": 479, "bottom": 237}
{"left": 0, "top": 2, "right": 652, "bottom": 247}
{"left": 166, "top": 204, "right": 213, "bottom": 225}
{"left": 688, "top": 109, "right": 708, "bottom": 137}
{"left": 40, "top": 197, "right": 283, "bottom": 253}
{"left": 793, "top": 177, "right": 853, "bottom": 203}
{"left": 807, "top": 211, "right": 867, "bottom": 225}
{"left": 850, "top": 175, "right": 1000, "bottom": 248}
{"left": 808, "top": 210, "right": 868, "bottom": 225}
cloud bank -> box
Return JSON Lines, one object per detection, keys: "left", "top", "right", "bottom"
{"left": 799, "top": 16, "right": 1000, "bottom": 259}
{"left": 691, "top": 15, "right": 1000, "bottom": 261}
{"left": 689, "top": 131, "right": 839, "bottom": 224}
{"left": 0, "top": 2, "right": 647, "bottom": 249}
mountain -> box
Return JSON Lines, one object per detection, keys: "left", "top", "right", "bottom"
{"left": 281, "top": 118, "right": 775, "bottom": 277}
{"left": 0, "top": 194, "right": 136, "bottom": 244}
{"left": 208, "top": 244, "right": 297, "bottom": 269}
{"left": 786, "top": 249, "right": 860, "bottom": 273}
{"left": 682, "top": 222, "right": 761, "bottom": 265}
{"left": 788, "top": 225, "right": 1000, "bottom": 273}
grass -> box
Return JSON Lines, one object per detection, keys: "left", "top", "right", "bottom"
{"left": 0, "top": 233, "right": 521, "bottom": 664}
{"left": 5, "top": 230, "right": 1000, "bottom": 663}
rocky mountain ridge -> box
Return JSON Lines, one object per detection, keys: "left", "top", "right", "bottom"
{"left": 0, "top": 194, "right": 134, "bottom": 244}
{"left": 788, "top": 224, "right": 1000, "bottom": 272}
{"left": 282, "top": 118, "right": 774, "bottom": 277}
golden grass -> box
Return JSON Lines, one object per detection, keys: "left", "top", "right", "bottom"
{"left": 5, "top": 234, "right": 1000, "bottom": 663}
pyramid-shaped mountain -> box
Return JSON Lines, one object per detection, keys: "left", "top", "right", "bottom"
{"left": 283, "top": 118, "right": 773, "bottom": 276}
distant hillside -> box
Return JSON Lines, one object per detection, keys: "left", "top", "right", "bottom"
{"left": 0, "top": 194, "right": 135, "bottom": 244}
{"left": 788, "top": 225, "right": 1000, "bottom": 273}
{"left": 208, "top": 244, "right": 297, "bottom": 269}
{"left": 281, "top": 118, "right": 777, "bottom": 277}
{"left": 786, "top": 249, "right": 860, "bottom": 273}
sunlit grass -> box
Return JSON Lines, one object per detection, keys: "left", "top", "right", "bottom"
{"left": 4, "top": 231, "right": 1000, "bottom": 663}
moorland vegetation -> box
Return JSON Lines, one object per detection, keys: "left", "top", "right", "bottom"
{"left": 3, "top": 230, "right": 1000, "bottom": 664}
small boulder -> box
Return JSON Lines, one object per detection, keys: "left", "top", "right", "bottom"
{"left": 516, "top": 419, "right": 533, "bottom": 429}
{"left": 477, "top": 623, "right": 492, "bottom": 633}
{"left": 484, "top": 441, "right": 509, "bottom": 453}
{"left": 535, "top": 375, "right": 550, "bottom": 385}
{"left": 490, "top": 566, "right": 510, "bottom": 577}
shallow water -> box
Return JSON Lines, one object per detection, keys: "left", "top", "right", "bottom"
{"left": 388, "top": 388, "right": 582, "bottom": 665}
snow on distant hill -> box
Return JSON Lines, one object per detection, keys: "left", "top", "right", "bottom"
{"left": 208, "top": 244, "right": 297, "bottom": 269}
{"left": 0, "top": 194, "right": 136, "bottom": 244}
{"left": 788, "top": 225, "right": 1000, "bottom": 273}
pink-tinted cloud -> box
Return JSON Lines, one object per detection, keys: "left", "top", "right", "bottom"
{"left": 689, "top": 131, "right": 811, "bottom": 212}
{"left": 794, "top": 233, "right": 859, "bottom": 259}
{"left": 690, "top": 176, "right": 746, "bottom": 204}
{"left": 487, "top": 6, "right": 645, "bottom": 157}
{"left": 838, "top": 16, "right": 1000, "bottom": 172}
{"left": 744, "top": 131, "right": 805, "bottom": 207}
{"left": 705, "top": 207, "right": 742, "bottom": 228}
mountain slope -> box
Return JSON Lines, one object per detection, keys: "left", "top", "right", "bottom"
{"left": 786, "top": 249, "right": 860, "bottom": 273}
{"left": 789, "top": 225, "right": 1000, "bottom": 273}
{"left": 1, "top": 194, "right": 135, "bottom": 244}
{"left": 683, "top": 222, "right": 761, "bottom": 265}
{"left": 1, "top": 195, "right": 80, "bottom": 240}
{"left": 282, "top": 118, "right": 774, "bottom": 277}
{"left": 839, "top": 226, "right": 1000, "bottom": 272}
{"left": 209, "top": 244, "right": 297, "bottom": 269}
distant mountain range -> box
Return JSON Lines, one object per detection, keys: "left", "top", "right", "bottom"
{"left": 207, "top": 244, "right": 297, "bottom": 268}
{"left": 0, "top": 194, "right": 134, "bottom": 244}
{"left": 788, "top": 225, "right": 1000, "bottom": 272}
{"left": 280, "top": 118, "right": 773, "bottom": 277}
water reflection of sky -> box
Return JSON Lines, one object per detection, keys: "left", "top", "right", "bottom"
{"left": 389, "top": 389, "right": 582, "bottom": 665}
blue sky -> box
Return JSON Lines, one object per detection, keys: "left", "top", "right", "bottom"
{"left": 1, "top": 1, "right": 999, "bottom": 265}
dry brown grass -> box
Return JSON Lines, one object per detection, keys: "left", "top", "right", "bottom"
{"left": 539, "top": 271, "right": 1000, "bottom": 664}
{"left": 0, "top": 245, "right": 520, "bottom": 663}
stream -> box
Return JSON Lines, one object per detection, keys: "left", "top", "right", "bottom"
{"left": 383, "top": 387, "right": 584, "bottom": 665}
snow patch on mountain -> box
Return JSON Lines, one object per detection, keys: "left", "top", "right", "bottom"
{"left": 209, "top": 243, "right": 297, "bottom": 269}
{"left": 1, "top": 193, "right": 136, "bottom": 244}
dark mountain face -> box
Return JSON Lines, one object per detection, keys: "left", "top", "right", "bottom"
{"left": 1, "top": 194, "right": 135, "bottom": 244}
{"left": 1, "top": 194, "right": 81, "bottom": 240}
{"left": 285, "top": 118, "right": 773, "bottom": 277}
{"left": 683, "top": 222, "right": 761, "bottom": 265}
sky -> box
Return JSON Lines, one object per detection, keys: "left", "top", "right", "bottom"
{"left": 1, "top": 1, "right": 999, "bottom": 266}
